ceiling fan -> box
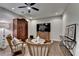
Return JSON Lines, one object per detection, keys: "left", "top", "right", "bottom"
{"left": 18, "top": 3, "right": 39, "bottom": 13}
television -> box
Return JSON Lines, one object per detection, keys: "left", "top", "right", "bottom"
{"left": 37, "top": 23, "right": 50, "bottom": 32}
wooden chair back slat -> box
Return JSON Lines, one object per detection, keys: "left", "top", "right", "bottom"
{"left": 26, "top": 42, "right": 52, "bottom": 56}
{"left": 33, "top": 46, "right": 35, "bottom": 56}
{"left": 41, "top": 45, "right": 42, "bottom": 56}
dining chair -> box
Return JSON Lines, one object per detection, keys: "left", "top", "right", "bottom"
{"left": 6, "top": 34, "right": 25, "bottom": 56}
{"left": 26, "top": 42, "right": 52, "bottom": 56}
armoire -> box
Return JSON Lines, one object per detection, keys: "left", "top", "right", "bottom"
{"left": 13, "top": 18, "right": 28, "bottom": 42}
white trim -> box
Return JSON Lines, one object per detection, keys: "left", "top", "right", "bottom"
{"left": 51, "top": 39, "right": 61, "bottom": 41}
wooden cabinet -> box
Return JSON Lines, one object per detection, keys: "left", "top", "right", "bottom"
{"left": 13, "top": 18, "right": 28, "bottom": 42}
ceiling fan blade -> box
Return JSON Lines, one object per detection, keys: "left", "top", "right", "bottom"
{"left": 18, "top": 6, "right": 27, "bottom": 8}
{"left": 25, "top": 3, "right": 28, "bottom": 5}
{"left": 30, "top": 3, "right": 36, "bottom": 6}
{"left": 28, "top": 10, "right": 31, "bottom": 13}
{"left": 31, "top": 7, "right": 39, "bottom": 11}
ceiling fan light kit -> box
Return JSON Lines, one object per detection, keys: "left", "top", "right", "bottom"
{"left": 18, "top": 3, "right": 39, "bottom": 13}
{"left": 27, "top": 6, "right": 31, "bottom": 10}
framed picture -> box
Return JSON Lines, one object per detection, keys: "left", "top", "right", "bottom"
{"left": 65, "top": 24, "right": 76, "bottom": 40}
{"left": 68, "top": 24, "right": 76, "bottom": 40}
{"left": 64, "top": 24, "right": 76, "bottom": 49}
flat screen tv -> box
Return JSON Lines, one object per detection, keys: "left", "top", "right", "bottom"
{"left": 37, "top": 23, "right": 50, "bottom": 32}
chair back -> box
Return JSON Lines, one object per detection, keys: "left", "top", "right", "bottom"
{"left": 6, "top": 34, "right": 25, "bottom": 56}
{"left": 6, "top": 34, "right": 13, "bottom": 52}
{"left": 27, "top": 42, "right": 52, "bottom": 56}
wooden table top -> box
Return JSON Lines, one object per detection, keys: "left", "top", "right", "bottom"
{"left": 26, "top": 39, "right": 53, "bottom": 45}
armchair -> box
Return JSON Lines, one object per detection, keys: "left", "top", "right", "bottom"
{"left": 6, "top": 34, "right": 25, "bottom": 56}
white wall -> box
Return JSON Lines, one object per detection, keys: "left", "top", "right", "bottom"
{"left": 29, "top": 16, "right": 63, "bottom": 41}
{"left": 0, "top": 7, "right": 22, "bottom": 35}
{"left": 63, "top": 3, "right": 79, "bottom": 56}
{"left": 0, "top": 7, "right": 22, "bottom": 47}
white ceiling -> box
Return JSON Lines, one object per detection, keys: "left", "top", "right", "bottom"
{"left": 0, "top": 3, "right": 68, "bottom": 19}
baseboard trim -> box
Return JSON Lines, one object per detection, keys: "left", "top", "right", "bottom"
{"left": 52, "top": 39, "right": 61, "bottom": 41}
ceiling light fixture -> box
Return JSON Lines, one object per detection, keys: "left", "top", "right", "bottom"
{"left": 29, "top": 17, "right": 32, "bottom": 19}
{"left": 12, "top": 8, "right": 15, "bottom": 10}
{"left": 27, "top": 6, "right": 31, "bottom": 10}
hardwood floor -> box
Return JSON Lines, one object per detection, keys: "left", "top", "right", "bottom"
{"left": 0, "top": 41, "right": 72, "bottom": 56}
{"left": 49, "top": 41, "right": 64, "bottom": 56}
{"left": 49, "top": 41, "right": 72, "bottom": 56}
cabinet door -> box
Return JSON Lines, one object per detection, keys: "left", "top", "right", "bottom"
{"left": 17, "top": 20, "right": 23, "bottom": 39}
{"left": 13, "top": 18, "right": 28, "bottom": 42}
{"left": 17, "top": 19, "right": 28, "bottom": 41}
